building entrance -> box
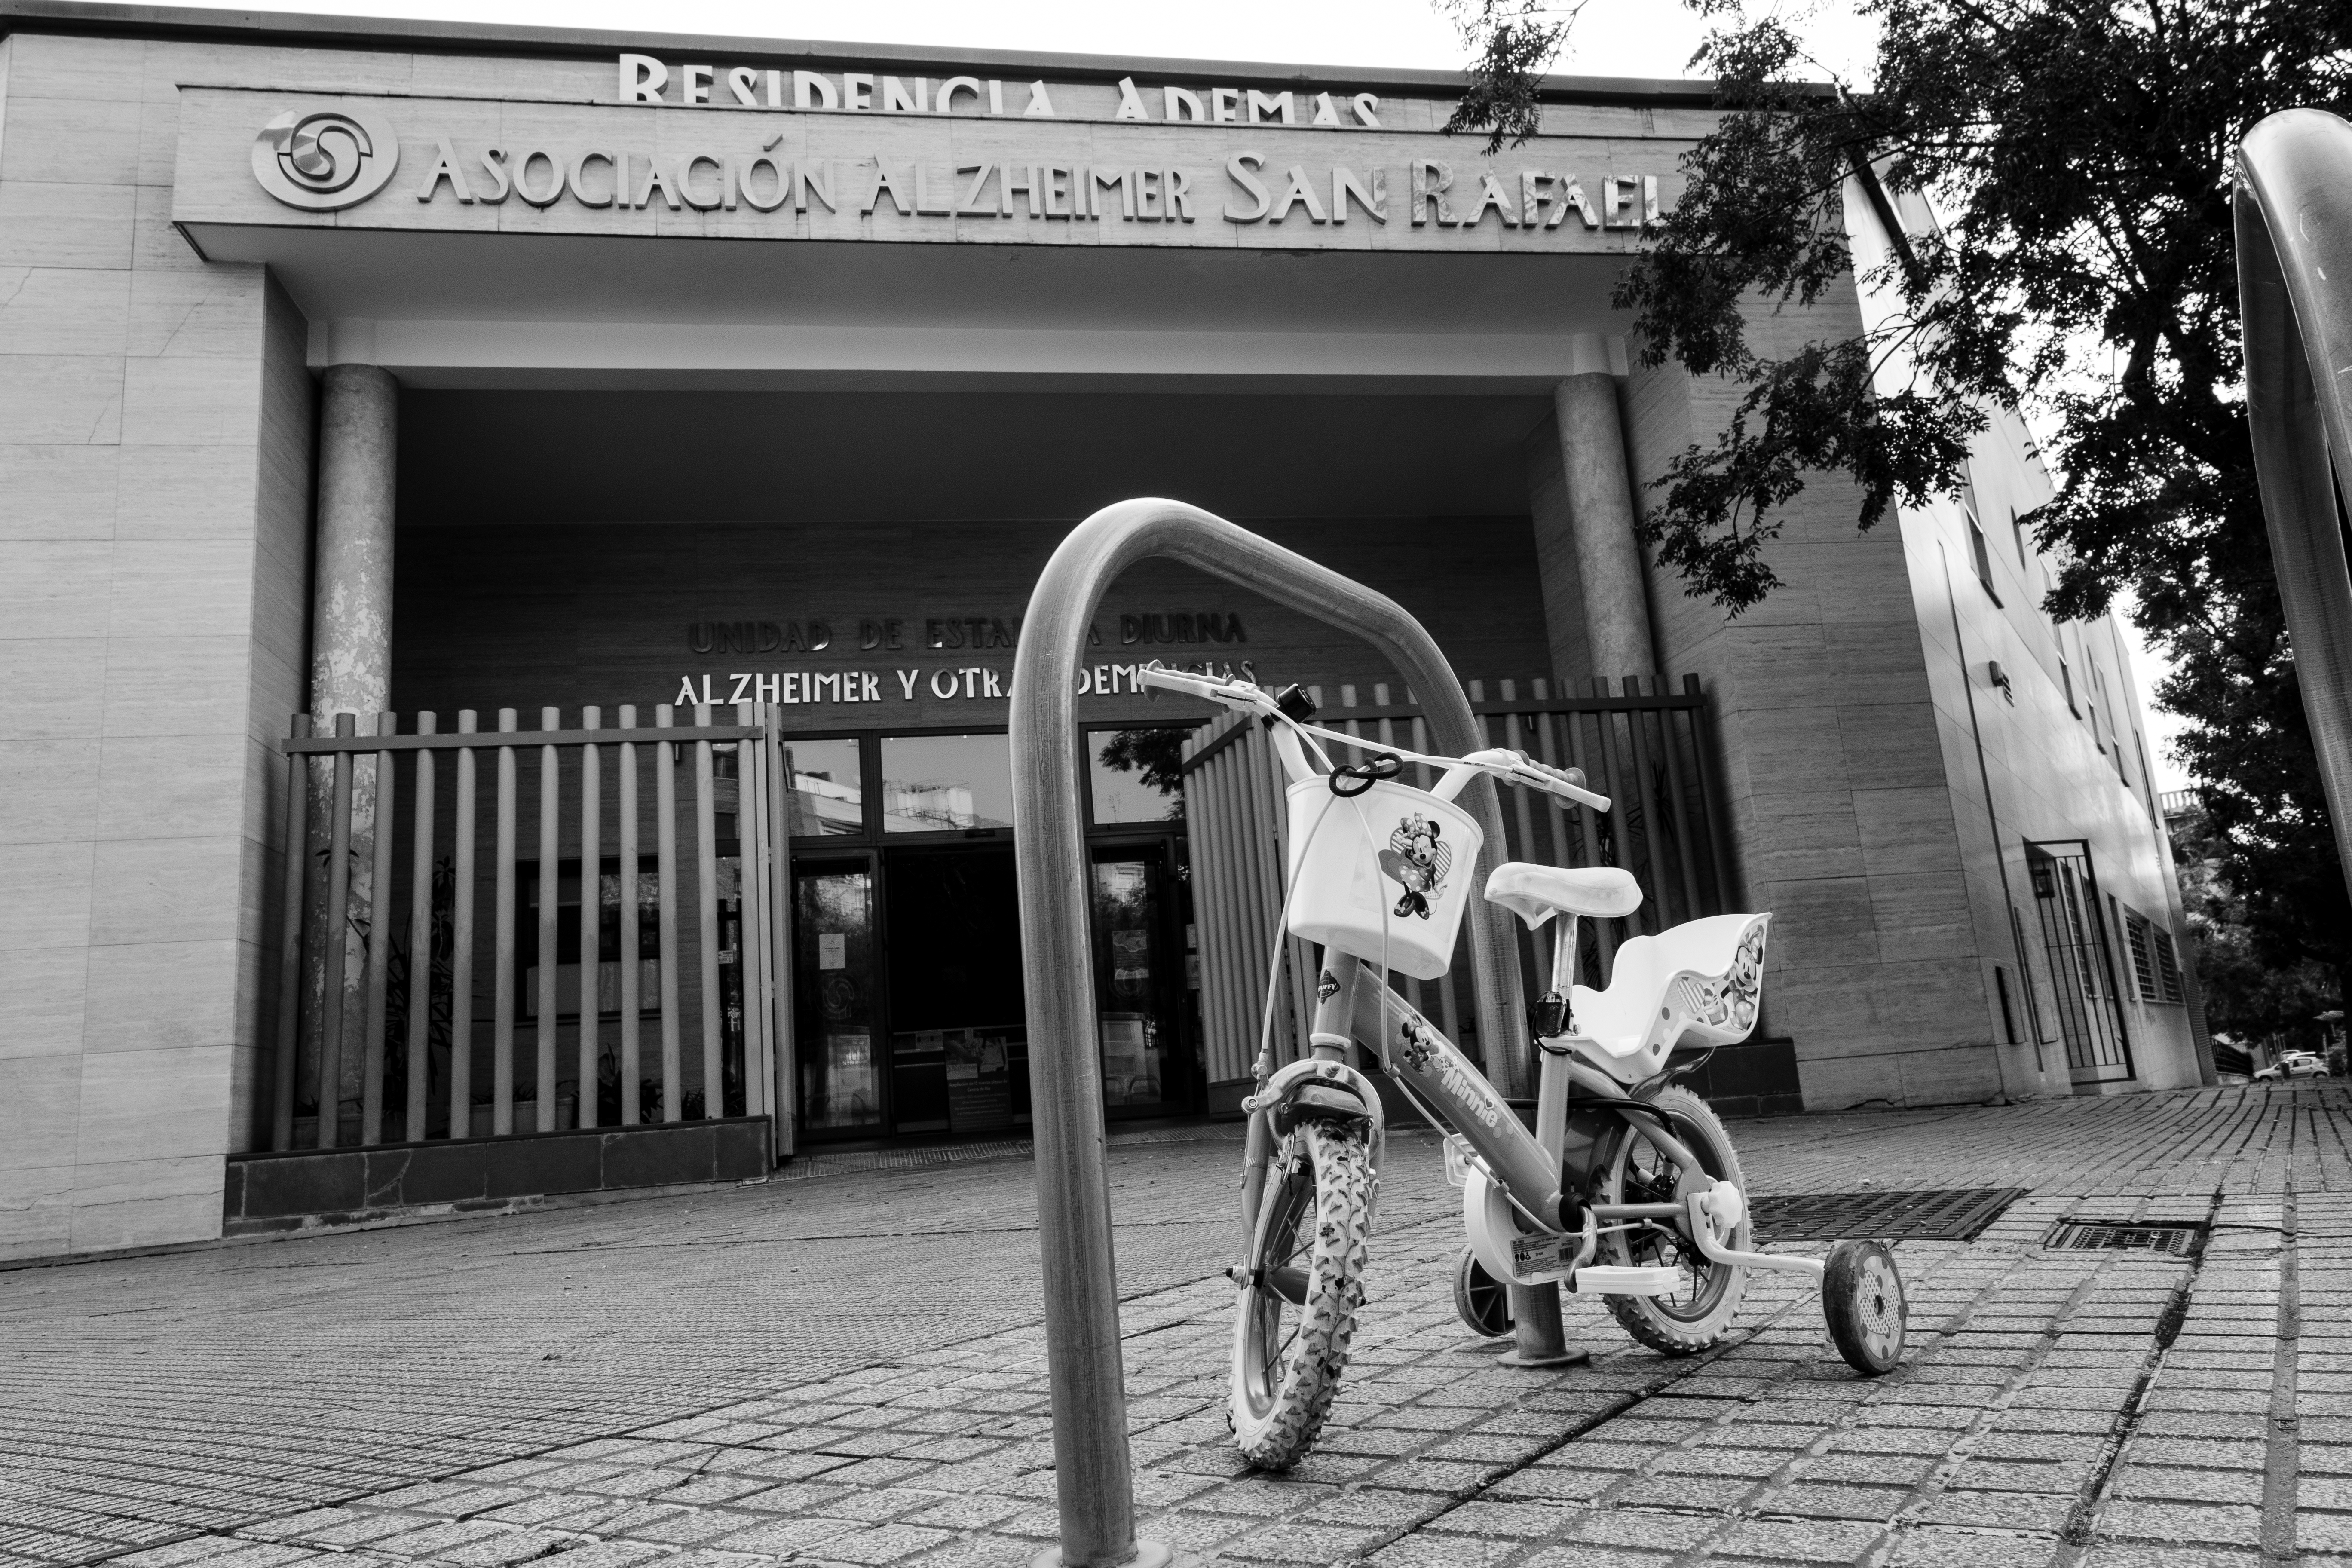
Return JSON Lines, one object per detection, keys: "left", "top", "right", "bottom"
{"left": 785, "top": 728, "right": 1196, "bottom": 1142}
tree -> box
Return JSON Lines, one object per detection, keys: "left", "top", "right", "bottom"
{"left": 1442, "top": 0, "right": 2352, "bottom": 995}
{"left": 2171, "top": 802, "right": 2341, "bottom": 1054}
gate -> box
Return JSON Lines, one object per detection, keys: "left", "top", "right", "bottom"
{"left": 2025, "top": 840, "right": 2135, "bottom": 1084}
{"left": 268, "top": 702, "right": 794, "bottom": 1154}
{"left": 1182, "top": 673, "right": 1736, "bottom": 1095}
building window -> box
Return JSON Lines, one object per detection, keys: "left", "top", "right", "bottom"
{"left": 880, "top": 732, "right": 1014, "bottom": 833}
{"left": 784, "top": 737, "right": 864, "bottom": 837}
{"left": 1994, "top": 965, "right": 2018, "bottom": 1044}
{"left": 2152, "top": 928, "right": 2185, "bottom": 1004}
{"left": 1968, "top": 510, "right": 2000, "bottom": 605}
{"left": 2061, "top": 658, "right": 2077, "bottom": 717}
{"left": 2010, "top": 506, "right": 2030, "bottom": 567}
{"left": 2123, "top": 907, "right": 2159, "bottom": 1001}
{"left": 1088, "top": 726, "right": 1186, "bottom": 825}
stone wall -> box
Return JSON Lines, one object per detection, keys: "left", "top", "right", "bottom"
{"left": 0, "top": 31, "right": 311, "bottom": 1258}
{"left": 1619, "top": 291, "right": 2013, "bottom": 1109}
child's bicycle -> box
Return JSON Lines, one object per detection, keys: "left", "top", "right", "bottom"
{"left": 1137, "top": 663, "right": 1909, "bottom": 1470}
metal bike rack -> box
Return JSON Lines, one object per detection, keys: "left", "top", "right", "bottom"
{"left": 1009, "top": 500, "right": 1550, "bottom": 1567}
{"left": 2236, "top": 108, "right": 2352, "bottom": 897}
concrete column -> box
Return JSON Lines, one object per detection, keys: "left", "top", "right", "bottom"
{"left": 302, "top": 364, "right": 398, "bottom": 1145}
{"left": 1552, "top": 335, "right": 1657, "bottom": 683}
{"left": 312, "top": 364, "right": 399, "bottom": 717}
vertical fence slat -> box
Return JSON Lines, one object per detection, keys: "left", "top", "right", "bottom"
{"left": 493, "top": 707, "right": 519, "bottom": 1136}
{"left": 1559, "top": 710, "right": 1616, "bottom": 978}
{"left": 735, "top": 701, "right": 768, "bottom": 1121}
{"left": 271, "top": 715, "right": 311, "bottom": 1151}
{"left": 579, "top": 708, "right": 601, "bottom": 1130}
{"left": 317, "top": 712, "right": 358, "bottom": 1149}
{"left": 766, "top": 707, "right": 796, "bottom": 1144}
{"left": 694, "top": 704, "right": 723, "bottom": 1119}
{"left": 655, "top": 704, "right": 683, "bottom": 1123}
{"left": 361, "top": 712, "right": 397, "bottom": 1146}
{"left": 1501, "top": 688, "right": 1539, "bottom": 873}
{"left": 1403, "top": 713, "right": 1461, "bottom": 1048}
{"left": 1198, "top": 719, "right": 1247, "bottom": 1083}
{"left": 1620, "top": 677, "right": 1671, "bottom": 928}
{"left": 1529, "top": 686, "right": 1574, "bottom": 874}
{"left": 1684, "top": 674, "right": 1737, "bottom": 913}
{"left": 619, "top": 705, "right": 642, "bottom": 1126}
{"left": 1230, "top": 724, "right": 1277, "bottom": 1058}
{"left": 1251, "top": 723, "right": 1295, "bottom": 1060}
{"left": 1374, "top": 690, "right": 1428, "bottom": 1020}
{"left": 450, "top": 710, "right": 478, "bottom": 1141}
{"left": 536, "top": 707, "right": 561, "bottom": 1132}
{"left": 405, "top": 713, "right": 436, "bottom": 1143}
{"left": 1588, "top": 681, "right": 1637, "bottom": 945}
{"left": 1654, "top": 682, "right": 1707, "bottom": 919}
{"left": 1225, "top": 725, "right": 1265, "bottom": 1062}
{"left": 1213, "top": 723, "right": 1254, "bottom": 1075}
{"left": 767, "top": 711, "right": 796, "bottom": 1151}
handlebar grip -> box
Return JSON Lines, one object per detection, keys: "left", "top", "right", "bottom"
{"left": 1514, "top": 750, "right": 1587, "bottom": 790}
{"left": 1137, "top": 661, "right": 1268, "bottom": 714}
{"left": 1136, "top": 663, "right": 1222, "bottom": 699}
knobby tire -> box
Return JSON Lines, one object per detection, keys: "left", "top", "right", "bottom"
{"left": 1229, "top": 1119, "right": 1375, "bottom": 1470}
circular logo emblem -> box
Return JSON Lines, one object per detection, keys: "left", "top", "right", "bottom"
{"left": 251, "top": 105, "right": 399, "bottom": 211}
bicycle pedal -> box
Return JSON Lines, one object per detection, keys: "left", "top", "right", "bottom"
{"left": 1571, "top": 1265, "right": 1684, "bottom": 1297}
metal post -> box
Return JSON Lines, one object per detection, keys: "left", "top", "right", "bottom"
{"left": 2235, "top": 108, "right": 2352, "bottom": 897}
{"left": 1010, "top": 500, "right": 1532, "bottom": 1568}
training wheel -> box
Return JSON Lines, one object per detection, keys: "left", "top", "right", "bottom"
{"left": 1453, "top": 1246, "right": 1514, "bottom": 1338}
{"left": 1822, "top": 1239, "right": 1907, "bottom": 1374}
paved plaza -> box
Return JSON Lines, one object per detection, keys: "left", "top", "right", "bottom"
{"left": 0, "top": 1083, "right": 2343, "bottom": 1568}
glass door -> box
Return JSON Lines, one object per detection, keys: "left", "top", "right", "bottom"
{"left": 1090, "top": 841, "right": 1191, "bottom": 1118}
{"left": 793, "top": 855, "right": 885, "bottom": 1136}
{"left": 882, "top": 845, "right": 1027, "bottom": 1136}
{"left": 2027, "top": 842, "right": 2135, "bottom": 1085}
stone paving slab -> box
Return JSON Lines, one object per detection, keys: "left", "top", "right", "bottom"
{"left": 0, "top": 1082, "right": 2344, "bottom": 1566}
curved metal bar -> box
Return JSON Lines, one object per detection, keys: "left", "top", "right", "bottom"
{"left": 2236, "top": 108, "right": 2352, "bottom": 897}
{"left": 1009, "top": 498, "right": 1532, "bottom": 1566}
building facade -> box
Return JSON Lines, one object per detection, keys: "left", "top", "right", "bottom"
{"left": 0, "top": 1, "right": 2208, "bottom": 1260}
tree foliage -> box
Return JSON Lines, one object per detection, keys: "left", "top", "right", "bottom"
{"left": 2172, "top": 805, "right": 2342, "bottom": 1050}
{"left": 1449, "top": 0, "right": 2352, "bottom": 985}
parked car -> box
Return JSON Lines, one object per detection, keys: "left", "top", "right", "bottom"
{"left": 2255, "top": 1051, "right": 2328, "bottom": 1081}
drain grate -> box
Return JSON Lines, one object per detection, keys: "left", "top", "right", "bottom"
{"left": 1748, "top": 1187, "right": 2028, "bottom": 1243}
{"left": 2043, "top": 1220, "right": 2206, "bottom": 1256}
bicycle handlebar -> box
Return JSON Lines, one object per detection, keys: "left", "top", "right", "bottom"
{"left": 1136, "top": 663, "right": 1612, "bottom": 812}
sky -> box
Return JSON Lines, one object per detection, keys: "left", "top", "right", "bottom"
{"left": 177, "top": 0, "right": 2192, "bottom": 787}
{"left": 172, "top": 0, "right": 1880, "bottom": 81}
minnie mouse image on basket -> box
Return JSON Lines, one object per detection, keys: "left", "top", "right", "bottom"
{"left": 1378, "top": 812, "right": 1453, "bottom": 919}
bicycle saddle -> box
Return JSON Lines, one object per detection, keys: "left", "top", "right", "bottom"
{"left": 1482, "top": 861, "right": 1642, "bottom": 927}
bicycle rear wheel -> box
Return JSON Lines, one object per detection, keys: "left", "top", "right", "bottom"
{"left": 1598, "top": 1084, "right": 1749, "bottom": 1354}
{"left": 1229, "top": 1118, "right": 1375, "bottom": 1469}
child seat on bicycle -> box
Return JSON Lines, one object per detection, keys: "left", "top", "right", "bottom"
{"left": 1484, "top": 860, "right": 1772, "bottom": 1085}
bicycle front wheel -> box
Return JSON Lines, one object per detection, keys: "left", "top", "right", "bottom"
{"left": 1230, "top": 1118, "right": 1375, "bottom": 1470}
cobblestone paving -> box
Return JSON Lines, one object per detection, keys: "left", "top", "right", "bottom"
{"left": 0, "top": 1082, "right": 2343, "bottom": 1568}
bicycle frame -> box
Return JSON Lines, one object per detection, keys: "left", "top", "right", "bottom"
{"left": 1256, "top": 949, "right": 1706, "bottom": 1229}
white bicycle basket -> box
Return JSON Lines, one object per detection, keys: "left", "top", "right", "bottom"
{"left": 1283, "top": 778, "right": 1485, "bottom": 980}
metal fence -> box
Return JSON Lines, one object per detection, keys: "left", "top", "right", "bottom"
{"left": 270, "top": 702, "right": 791, "bottom": 1153}
{"left": 1181, "top": 673, "right": 1735, "bottom": 1087}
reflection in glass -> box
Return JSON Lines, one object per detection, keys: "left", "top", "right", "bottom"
{"left": 1089, "top": 727, "right": 1187, "bottom": 824}
{"left": 881, "top": 733, "right": 1014, "bottom": 832}
{"left": 796, "top": 867, "right": 882, "bottom": 1131}
{"left": 1092, "top": 857, "right": 1164, "bottom": 1107}
{"left": 785, "top": 738, "right": 864, "bottom": 836}
{"left": 522, "top": 863, "right": 659, "bottom": 1019}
